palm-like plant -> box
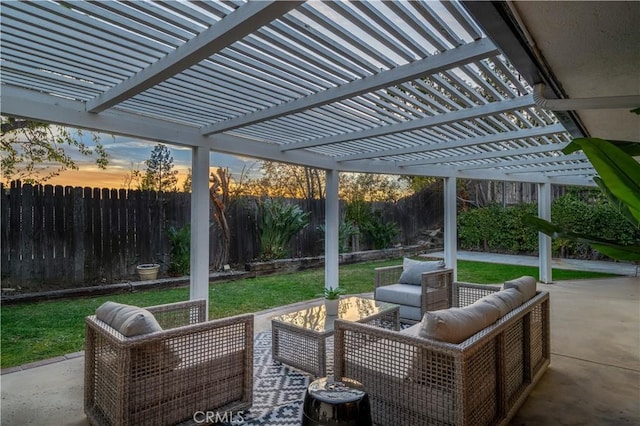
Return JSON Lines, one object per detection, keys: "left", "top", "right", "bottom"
{"left": 258, "top": 198, "right": 310, "bottom": 260}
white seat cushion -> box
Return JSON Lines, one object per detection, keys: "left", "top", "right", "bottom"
{"left": 376, "top": 284, "right": 421, "bottom": 307}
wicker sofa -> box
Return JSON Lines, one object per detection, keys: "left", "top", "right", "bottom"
{"left": 335, "top": 281, "right": 550, "bottom": 426}
{"left": 374, "top": 261, "right": 453, "bottom": 322}
{"left": 84, "top": 299, "right": 253, "bottom": 426}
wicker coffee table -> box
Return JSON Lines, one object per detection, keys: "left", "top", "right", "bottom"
{"left": 271, "top": 296, "right": 399, "bottom": 377}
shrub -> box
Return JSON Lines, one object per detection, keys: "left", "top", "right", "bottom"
{"left": 258, "top": 198, "right": 310, "bottom": 260}
{"left": 166, "top": 224, "right": 190, "bottom": 276}
{"left": 459, "top": 193, "right": 640, "bottom": 259}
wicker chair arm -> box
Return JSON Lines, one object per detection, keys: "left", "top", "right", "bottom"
{"left": 452, "top": 282, "right": 501, "bottom": 307}
{"left": 145, "top": 299, "right": 207, "bottom": 328}
{"left": 420, "top": 268, "right": 453, "bottom": 312}
{"left": 374, "top": 265, "right": 403, "bottom": 288}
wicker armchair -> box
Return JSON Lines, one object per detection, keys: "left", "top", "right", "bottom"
{"left": 374, "top": 265, "right": 453, "bottom": 322}
{"left": 84, "top": 299, "right": 253, "bottom": 426}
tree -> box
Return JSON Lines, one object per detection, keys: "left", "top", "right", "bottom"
{"left": 210, "top": 167, "right": 231, "bottom": 270}
{"left": 340, "top": 173, "right": 407, "bottom": 203}
{"left": 140, "top": 144, "right": 178, "bottom": 192}
{"left": 182, "top": 168, "right": 192, "bottom": 193}
{"left": 400, "top": 175, "right": 438, "bottom": 193}
{"left": 251, "top": 162, "right": 325, "bottom": 199}
{"left": 1, "top": 117, "right": 108, "bottom": 184}
{"left": 122, "top": 161, "right": 142, "bottom": 190}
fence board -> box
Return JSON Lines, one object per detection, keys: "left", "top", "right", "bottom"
{"left": 8, "top": 182, "right": 22, "bottom": 280}
{"left": 63, "top": 186, "right": 73, "bottom": 283}
{"left": 1, "top": 184, "right": 9, "bottom": 280}
{"left": 101, "top": 188, "right": 111, "bottom": 282}
{"left": 53, "top": 186, "right": 65, "bottom": 273}
{"left": 43, "top": 185, "right": 55, "bottom": 281}
{"left": 22, "top": 184, "right": 35, "bottom": 283}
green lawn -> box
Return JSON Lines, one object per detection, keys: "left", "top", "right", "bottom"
{"left": 0, "top": 259, "right": 615, "bottom": 368}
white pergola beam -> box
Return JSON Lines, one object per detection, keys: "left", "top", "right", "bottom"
{"left": 200, "top": 38, "right": 498, "bottom": 135}
{"left": 281, "top": 95, "right": 536, "bottom": 151}
{"left": 339, "top": 123, "right": 566, "bottom": 162}
{"left": 86, "top": 1, "right": 303, "bottom": 112}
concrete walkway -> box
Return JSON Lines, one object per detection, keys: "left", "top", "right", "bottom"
{"left": 1, "top": 255, "right": 638, "bottom": 425}
{"left": 429, "top": 250, "right": 638, "bottom": 277}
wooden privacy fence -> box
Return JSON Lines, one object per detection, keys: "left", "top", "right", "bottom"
{"left": 1, "top": 181, "right": 444, "bottom": 291}
{"left": 1, "top": 181, "right": 190, "bottom": 289}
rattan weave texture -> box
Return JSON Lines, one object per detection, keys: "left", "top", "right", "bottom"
{"left": 84, "top": 299, "right": 253, "bottom": 425}
{"left": 335, "top": 282, "right": 550, "bottom": 426}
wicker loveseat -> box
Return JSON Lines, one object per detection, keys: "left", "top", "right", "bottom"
{"left": 335, "top": 280, "right": 550, "bottom": 426}
{"left": 84, "top": 299, "right": 253, "bottom": 426}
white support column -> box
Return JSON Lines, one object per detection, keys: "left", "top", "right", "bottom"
{"left": 190, "top": 146, "right": 210, "bottom": 315}
{"left": 325, "top": 169, "right": 340, "bottom": 290}
{"left": 444, "top": 177, "right": 458, "bottom": 281}
{"left": 538, "top": 182, "right": 553, "bottom": 283}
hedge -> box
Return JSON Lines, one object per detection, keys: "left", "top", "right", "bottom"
{"left": 457, "top": 194, "right": 639, "bottom": 259}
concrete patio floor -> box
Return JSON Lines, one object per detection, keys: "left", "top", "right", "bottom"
{"left": 1, "top": 271, "right": 638, "bottom": 425}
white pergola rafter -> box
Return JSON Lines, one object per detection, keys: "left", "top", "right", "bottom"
{"left": 280, "top": 95, "right": 536, "bottom": 151}
{"left": 86, "top": 1, "right": 303, "bottom": 113}
{"left": 454, "top": 152, "right": 586, "bottom": 171}
{"left": 399, "top": 141, "right": 574, "bottom": 168}
{"left": 507, "top": 162, "right": 595, "bottom": 174}
{"left": 200, "top": 38, "right": 498, "bottom": 135}
{"left": 338, "top": 123, "right": 566, "bottom": 162}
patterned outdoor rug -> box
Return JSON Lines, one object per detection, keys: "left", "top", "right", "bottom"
{"left": 229, "top": 323, "right": 412, "bottom": 425}
{"left": 235, "top": 331, "right": 310, "bottom": 425}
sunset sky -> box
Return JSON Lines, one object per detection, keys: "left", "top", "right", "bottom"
{"left": 23, "top": 127, "right": 262, "bottom": 190}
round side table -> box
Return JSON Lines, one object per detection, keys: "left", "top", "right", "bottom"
{"left": 302, "top": 376, "right": 372, "bottom": 426}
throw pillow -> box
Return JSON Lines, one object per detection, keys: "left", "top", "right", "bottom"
{"left": 96, "top": 301, "right": 162, "bottom": 337}
{"left": 418, "top": 302, "right": 500, "bottom": 344}
{"left": 502, "top": 276, "right": 537, "bottom": 301}
{"left": 493, "top": 287, "right": 525, "bottom": 312}
{"left": 475, "top": 292, "right": 512, "bottom": 317}
{"left": 398, "top": 258, "right": 445, "bottom": 285}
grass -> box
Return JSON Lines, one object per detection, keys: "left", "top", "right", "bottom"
{"left": 0, "top": 259, "right": 616, "bottom": 369}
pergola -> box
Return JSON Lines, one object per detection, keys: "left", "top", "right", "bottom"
{"left": 1, "top": 1, "right": 638, "bottom": 312}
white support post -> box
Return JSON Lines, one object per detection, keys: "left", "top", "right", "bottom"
{"left": 538, "top": 182, "right": 553, "bottom": 283}
{"left": 325, "top": 169, "right": 340, "bottom": 291}
{"left": 190, "top": 146, "right": 210, "bottom": 315}
{"left": 444, "top": 177, "right": 458, "bottom": 282}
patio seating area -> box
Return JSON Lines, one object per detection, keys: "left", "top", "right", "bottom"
{"left": 2, "top": 266, "right": 638, "bottom": 425}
